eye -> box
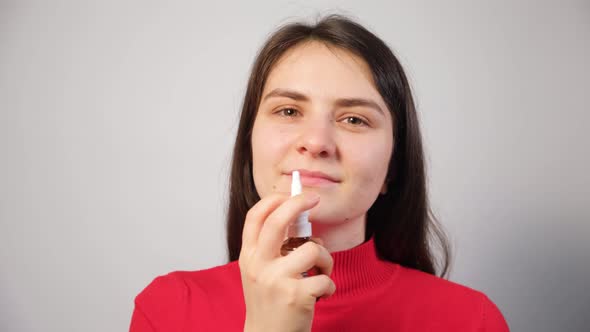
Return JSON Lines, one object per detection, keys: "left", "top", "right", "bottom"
{"left": 276, "top": 107, "right": 300, "bottom": 117}
{"left": 343, "top": 116, "right": 369, "bottom": 126}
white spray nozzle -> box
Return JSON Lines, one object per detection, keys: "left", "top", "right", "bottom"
{"left": 288, "top": 170, "right": 312, "bottom": 237}
{"left": 291, "top": 170, "right": 302, "bottom": 197}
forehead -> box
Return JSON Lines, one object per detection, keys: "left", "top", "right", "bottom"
{"left": 263, "top": 41, "right": 384, "bottom": 102}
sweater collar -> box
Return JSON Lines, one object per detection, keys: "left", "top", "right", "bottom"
{"left": 325, "top": 235, "right": 399, "bottom": 301}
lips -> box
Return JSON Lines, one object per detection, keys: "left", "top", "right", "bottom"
{"left": 284, "top": 169, "right": 341, "bottom": 186}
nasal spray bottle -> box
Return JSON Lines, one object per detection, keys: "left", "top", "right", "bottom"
{"left": 280, "top": 170, "right": 321, "bottom": 278}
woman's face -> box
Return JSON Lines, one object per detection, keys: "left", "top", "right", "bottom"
{"left": 251, "top": 41, "right": 394, "bottom": 227}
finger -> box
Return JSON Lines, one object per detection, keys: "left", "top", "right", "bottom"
{"left": 256, "top": 193, "right": 320, "bottom": 261}
{"left": 240, "top": 193, "right": 289, "bottom": 255}
{"left": 297, "top": 274, "right": 336, "bottom": 301}
{"left": 278, "top": 241, "right": 334, "bottom": 277}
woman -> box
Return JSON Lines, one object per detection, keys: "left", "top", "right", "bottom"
{"left": 130, "top": 15, "right": 509, "bottom": 331}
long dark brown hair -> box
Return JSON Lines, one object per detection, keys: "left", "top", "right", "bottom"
{"left": 225, "top": 15, "right": 451, "bottom": 277}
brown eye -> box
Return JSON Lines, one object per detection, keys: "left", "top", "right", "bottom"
{"left": 344, "top": 116, "right": 368, "bottom": 126}
{"left": 278, "top": 108, "right": 299, "bottom": 117}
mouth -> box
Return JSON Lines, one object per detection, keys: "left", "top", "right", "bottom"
{"left": 284, "top": 169, "right": 341, "bottom": 187}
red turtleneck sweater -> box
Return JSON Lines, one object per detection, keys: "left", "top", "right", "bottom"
{"left": 129, "top": 237, "right": 509, "bottom": 331}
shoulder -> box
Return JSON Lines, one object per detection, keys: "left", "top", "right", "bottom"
{"left": 394, "top": 265, "right": 510, "bottom": 331}
{"left": 135, "top": 261, "right": 240, "bottom": 303}
{"left": 131, "top": 261, "right": 241, "bottom": 331}
{"left": 396, "top": 265, "right": 481, "bottom": 302}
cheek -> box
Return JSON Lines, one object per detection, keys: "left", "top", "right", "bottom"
{"left": 251, "top": 121, "right": 293, "bottom": 196}
{"left": 346, "top": 136, "right": 392, "bottom": 189}
{"left": 252, "top": 125, "right": 290, "bottom": 167}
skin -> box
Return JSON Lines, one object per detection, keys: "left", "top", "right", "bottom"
{"left": 251, "top": 40, "right": 394, "bottom": 253}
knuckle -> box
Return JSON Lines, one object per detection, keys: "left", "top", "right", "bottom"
{"left": 244, "top": 267, "right": 258, "bottom": 283}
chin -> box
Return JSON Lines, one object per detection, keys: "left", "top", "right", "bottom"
{"left": 308, "top": 210, "right": 345, "bottom": 225}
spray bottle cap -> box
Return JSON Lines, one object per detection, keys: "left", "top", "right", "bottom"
{"left": 288, "top": 170, "right": 312, "bottom": 237}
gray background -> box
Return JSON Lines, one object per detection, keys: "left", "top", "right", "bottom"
{"left": 1, "top": 0, "right": 588, "bottom": 331}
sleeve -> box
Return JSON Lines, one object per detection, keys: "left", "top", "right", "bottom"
{"left": 129, "top": 273, "right": 190, "bottom": 332}
{"left": 479, "top": 294, "right": 510, "bottom": 332}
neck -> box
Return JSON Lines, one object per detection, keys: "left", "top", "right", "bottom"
{"left": 311, "top": 214, "right": 366, "bottom": 252}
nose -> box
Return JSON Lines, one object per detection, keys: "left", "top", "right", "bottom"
{"left": 295, "top": 118, "right": 337, "bottom": 159}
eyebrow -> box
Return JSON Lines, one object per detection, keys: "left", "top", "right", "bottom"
{"left": 262, "top": 88, "right": 385, "bottom": 116}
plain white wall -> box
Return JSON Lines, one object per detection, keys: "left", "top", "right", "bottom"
{"left": 1, "top": 1, "right": 588, "bottom": 331}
